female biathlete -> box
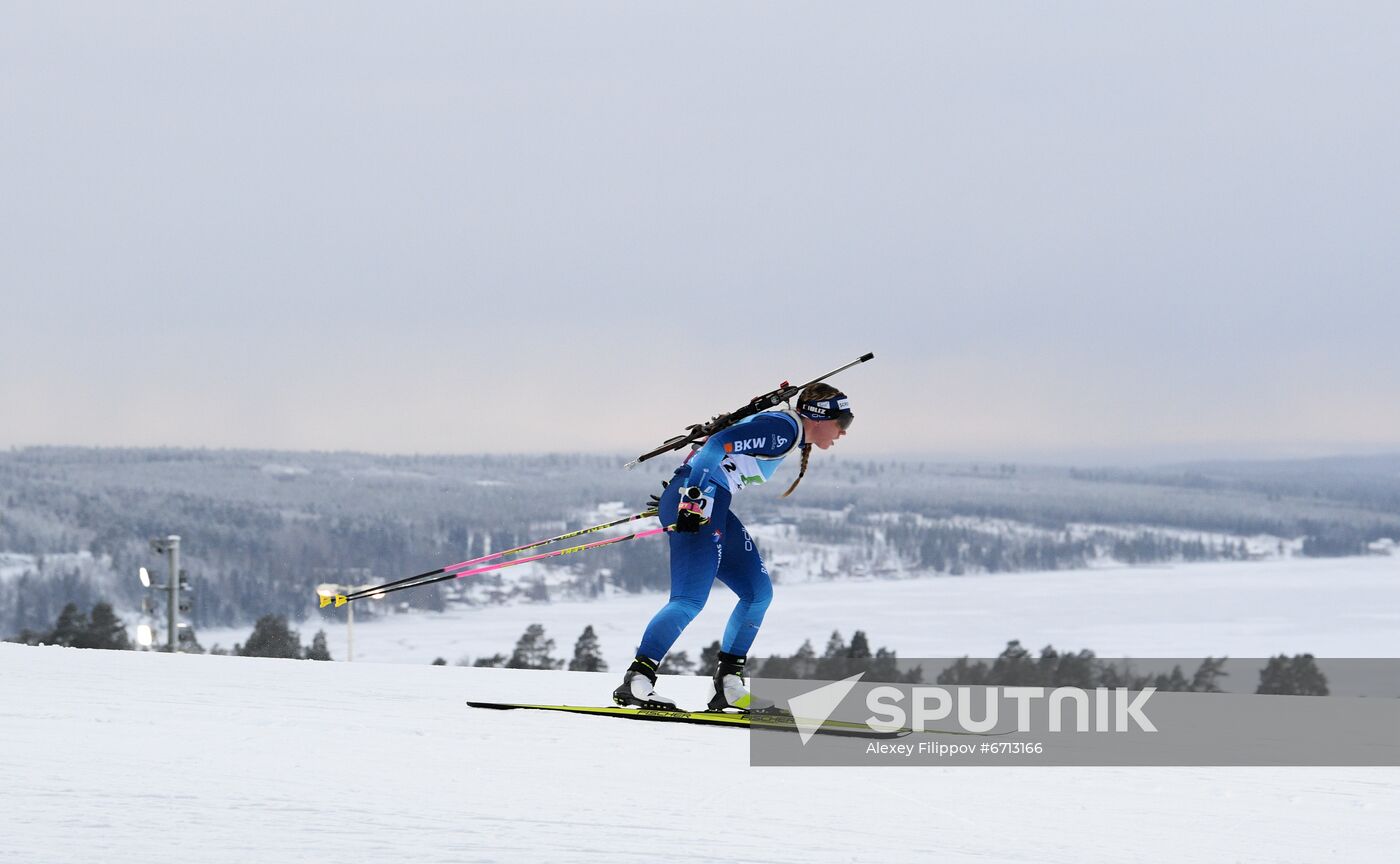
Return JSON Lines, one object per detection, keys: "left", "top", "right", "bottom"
{"left": 613, "top": 382, "right": 854, "bottom": 713}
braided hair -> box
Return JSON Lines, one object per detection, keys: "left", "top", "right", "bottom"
{"left": 781, "top": 444, "right": 811, "bottom": 498}
{"left": 781, "top": 382, "right": 842, "bottom": 498}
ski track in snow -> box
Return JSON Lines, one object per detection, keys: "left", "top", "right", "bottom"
{"left": 2, "top": 644, "right": 1397, "bottom": 863}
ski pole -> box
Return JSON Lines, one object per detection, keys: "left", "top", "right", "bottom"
{"left": 320, "top": 509, "right": 658, "bottom": 607}
{"left": 323, "top": 525, "right": 669, "bottom": 606}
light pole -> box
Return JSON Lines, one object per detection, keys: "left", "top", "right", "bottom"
{"left": 346, "top": 594, "right": 354, "bottom": 662}
{"left": 137, "top": 566, "right": 153, "bottom": 649}
{"left": 164, "top": 535, "right": 179, "bottom": 652}
{"left": 144, "top": 535, "right": 186, "bottom": 652}
{"left": 315, "top": 567, "right": 374, "bottom": 662}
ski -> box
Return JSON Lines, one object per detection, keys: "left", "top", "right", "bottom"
{"left": 466, "top": 701, "right": 909, "bottom": 739}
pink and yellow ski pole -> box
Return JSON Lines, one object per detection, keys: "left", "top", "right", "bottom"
{"left": 321, "top": 511, "right": 663, "bottom": 607}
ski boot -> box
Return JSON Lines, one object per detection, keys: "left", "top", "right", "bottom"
{"left": 706, "top": 651, "right": 780, "bottom": 714}
{"left": 612, "top": 657, "right": 679, "bottom": 710}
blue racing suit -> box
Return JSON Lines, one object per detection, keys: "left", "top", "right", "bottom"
{"left": 636, "top": 409, "right": 804, "bottom": 662}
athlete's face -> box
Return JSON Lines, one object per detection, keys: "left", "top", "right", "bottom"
{"left": 805, "top": 417, "right": 848, "bottom": 450}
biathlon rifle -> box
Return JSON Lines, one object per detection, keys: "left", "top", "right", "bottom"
{"left": 624, "top": 352, "right": 874, "bottom": 469}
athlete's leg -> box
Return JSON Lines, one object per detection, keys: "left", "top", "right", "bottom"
{"left": 704, "top": 510, "right": 774, "bottom": 711}
{"left": 634, "top": 472, "right": 732, "bottom": 661}
{"left": 713, "top": 510, "right": 773, "bottom": 657}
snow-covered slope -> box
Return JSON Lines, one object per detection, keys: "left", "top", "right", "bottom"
{"left": 2, "top": 643, "right": 1396, "bottom": 863}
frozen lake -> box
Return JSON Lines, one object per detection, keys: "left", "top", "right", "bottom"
{"left": 200, "top": 554, "right": 1400, "bottom": 669}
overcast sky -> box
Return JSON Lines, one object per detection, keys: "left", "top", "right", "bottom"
{"left": 2, "top": 2, "right": 1397, "bottom": 464}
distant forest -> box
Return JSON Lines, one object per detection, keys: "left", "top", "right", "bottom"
{"left": 2, "top": 447, "right": 1398, "bottom": 637}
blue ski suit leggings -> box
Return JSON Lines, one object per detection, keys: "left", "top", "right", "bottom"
{"left": 635, "top": 468, "right": 774, "bottom": 662}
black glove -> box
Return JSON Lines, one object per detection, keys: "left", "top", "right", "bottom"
{"left": 674, "top": 508, "right": 706, "bottom": 533}
{"left": 646, "top": 480, "right": 668, "bottom": 513}
{"left": 672, "top": 486, "right": 713, "bottom": 533}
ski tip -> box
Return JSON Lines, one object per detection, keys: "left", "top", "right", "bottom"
{"left": 334, "top": 595, "right": 348, "bottom": 608}
{"left": 318, "top": 594, "right": 331, "bottom": 608}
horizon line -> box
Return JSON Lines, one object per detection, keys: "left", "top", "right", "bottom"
{"left": 6, "top": 442, "right": 1400, "bottom": 471}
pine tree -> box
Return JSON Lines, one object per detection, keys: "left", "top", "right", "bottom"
{"left": 1148, "top": 665, "right": 1191, "bottom": 692}
{"left": 1098, "top": 662, "right": 1127, "bottom": 689}
{"left": 568, "top": 625, "right": 607, "bottom": 672}
{"left": 237, "top": 615, "right": 304, "bottom": 659}
{"left": 506, "top": 624, "right": 563, "bottom": 670}
{"left": 815, "top": 630, "right": 849, "bottom": 679}
{"left": 83, "top": 603, "right": 131, "bottom": 650}
{"left": 847, "top": 631, "right": 872, "bottom": 660}
{"left": 473, "top": 653, "right": 507, "bottom": 667}
{"left": 699, "top": 640, "right": 723, "bottom": 675}
{"left": 1051, "top": 649, "right": 1098, "bottom": 688}
{"left": 790, "top": 639, "right": 818, "bottom": 679}
{"left": 48, "top": 602, "right": 88, "bottom": 647}
{"left": 658, "top": 651, "right": 695, "bottom": 675}
{"left": 755, "top": 654, "right": 793, "bottom": 679}
{"left": 868, "top": 647, "right": 909, "bottom": 683}
{"left": 1190, "top": 657, "right": 1228, "bottom": 692}
{"left": 937, "top": 656, "right": 991, "bottom": 685}
{"left": 8, "top": 628, "right": 48, "bottom": 646}
{"left": 988, "top": 640, "right": 1038, "bottom": 685}
{"left": 304, "top": 629, "right": 333, "bottom": 661}
{"left": 1257, "top": 654, "right": 1329, "bottom": 696}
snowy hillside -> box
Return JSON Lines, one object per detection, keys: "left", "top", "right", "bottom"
{"left": 2, "top": 643, "right": 1397, "bottom": 863}
{"left": 7, "top": 446, "right": 1400, "bottom": 636}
